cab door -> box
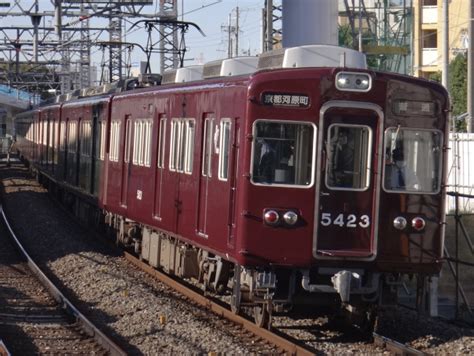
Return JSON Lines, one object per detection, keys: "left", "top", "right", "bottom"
{"left": 314, "top": 102, "right": 383, "bottom": 260}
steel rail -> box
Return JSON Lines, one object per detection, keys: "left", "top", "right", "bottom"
{"left": 0, "top": 205, "right": 127, "bottom": 356}
{"left": 373, "top": 332, "right": 427, "bottom": 355}
{"left": 124, "top": 251, "right": 315, "bottom": 356}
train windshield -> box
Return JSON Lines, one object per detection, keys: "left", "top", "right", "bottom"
{"left": 251, "top": 120, "right": 315, "bottom": 187}
{"left": 326, "top": 124, "right": 372, "bottom": 190}
{"left": 383, "top": 128, "right": 443, "bottom": 194}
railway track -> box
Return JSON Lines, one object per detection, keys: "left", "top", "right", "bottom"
{"left": 124, "top": 251, "right": 316, "bottom": 355}
{"left": 0, "top": 156, "right": 451, "bottom": 354}
{"left": 373, "top": 333, "right": 426, "bottom": 355}
{"left": 0, "top": 205, "right": 126, "bottom": 355}
{"left": 126, "top": 250, "right": 428, "bottom": 355}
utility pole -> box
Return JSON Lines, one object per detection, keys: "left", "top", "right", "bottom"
{"left": 223, "top": 7, "right": 240, "bottom": 58}
{"left": 442, "top": 0, "right": 448, "bottom": 89}
{"left": 235, "top": 6, "right": 239, "bottom": 57}
{"left": 468, "top": 0, "right": 474, "bottom": 132}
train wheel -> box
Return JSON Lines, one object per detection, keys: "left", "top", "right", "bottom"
{"left": 253, "top": 303, "right": 271, "bottom": 329}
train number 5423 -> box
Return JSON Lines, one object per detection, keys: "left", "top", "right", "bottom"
{"left": 320, "top": 213, "right": 370, "bottom": 228}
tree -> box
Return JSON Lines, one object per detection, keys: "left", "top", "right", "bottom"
{"left": 429, "top": 53, "right": 467, "bottom": 132}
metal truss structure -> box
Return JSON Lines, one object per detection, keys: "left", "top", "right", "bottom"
{"left": 340, "top": 0, "right": 413, "bottom": 74}
{"left": 262, "top": 0, "right": 282, "bottom": 52}
{"left": 0, "top": 0, "right": 183, "bottom": 96}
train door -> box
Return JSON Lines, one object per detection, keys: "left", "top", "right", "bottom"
{"left": 121, "top": 116, "right": 132, "bottom": 207}
{"left": 197, "top": 114, "right": 214, "bottom": 237}
{"left": 314, "top": 102, "right": 383, "bottom": 260}
{"left": 203, "top": 117, "right": 237, "bottom": 249}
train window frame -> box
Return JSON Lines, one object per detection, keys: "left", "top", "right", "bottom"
{"left": 60, "top": 121, "right": 66, "bottom": 151}
{"left": 80, "top": 120, "right": 92, "bottom": 157}
{"left": 169, "top": 119, "right": 181, "bottom": 172}
{"left": 157, "top": 117, "right": 167, "bottom": 169}
{"left": 67, "top": 121, "right": 78, "bottom": 154}
{"left": 325, "top": 123, "right": 373, "bottom": 192}
{"left": 382, "top": 127, "right": 443, "bottom": 195}
{"left": 124, "top": 118, "right": 132, "bottom": 164}
{"left": 184, "top": 119, "right": 196, "bottom": 175}
{"left": 250, "top": 119, "right": 317, "bottom": 189}
{"left": 54, "top": 121, "right": 59, "bottom": 151}
{"left": 99, "top": 121, "right": 106, "bottom": 161}
{"left": 109, "top": 120, "right": 121, "bottom": 162}
{"left": 132, "top": 118, "right": 153, "bottom": 167}
{"left": 218, "top": 119, "right": 232, "bottom": 181}
{"left": 202, "top": 118, "right": 214, "bottom": 177}
{"left": 49, "top": 120, "right": 54, "bottom": 149}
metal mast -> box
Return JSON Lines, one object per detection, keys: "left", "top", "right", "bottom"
{"left": 109, "top": 9, "right": 123, "bottom": 82}
{"left": 262, "top": 0, "right": 282, "bottom": 52}
{"left": 160, "top": 0, "right": 178, "bottom": 73}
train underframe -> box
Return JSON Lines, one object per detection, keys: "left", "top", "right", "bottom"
{"left": 103, "top": 211, "right": 402, "bottom": 330}
{"left": 35, "top": 171, "right": 404, "bottom": 331}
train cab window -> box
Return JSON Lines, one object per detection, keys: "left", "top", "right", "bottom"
{"left": 383, "top": 128, "right": 442, "bottom": 194}
{"left": 326, "top": 125, "right": 372, "bottom": 190}
{"left": 251, "top": 120, "right": 315, "bottom": 187}
{"left": 218, "top": 120, "right": 231, "bottom": 181}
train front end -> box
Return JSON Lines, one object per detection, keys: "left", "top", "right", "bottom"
{"left": 234, "top": 46, "right": 449, "bottom": 327}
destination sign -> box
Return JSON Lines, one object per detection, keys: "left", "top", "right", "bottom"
{"left": 262, "top": 92, "right": 310, "bottom": 108}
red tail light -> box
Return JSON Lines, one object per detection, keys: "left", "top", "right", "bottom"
{"left": 264, "top": 210, "right": 280, "bottom": 225}
{"left": 411, "top": 217, "right": 426, "bottom": 231}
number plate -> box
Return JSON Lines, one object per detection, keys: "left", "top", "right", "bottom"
{"left": 320, "top": 213, "right": 370, "bottom": 228}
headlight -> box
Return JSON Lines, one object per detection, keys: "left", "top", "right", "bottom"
{"left": 283, "top": 211, "right": 298, "bottom": 226}
{"left": 336, "top": 72, "right": 372, "bottom": 92}
{"left": 393, "top": 216, "right": 407, "bottom": 230}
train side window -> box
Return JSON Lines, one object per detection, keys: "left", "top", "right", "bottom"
{"left": 42, "top": 121, "right": 47, "bottom": 146}
{"left": 218, "top": 120, "right": 231, "bottom": 181}
{"left": 49, "top": 121, "right": 54, "bottom": 148}
{"left": 60, "top": 122, "right": 66, "bottom": 151}
{"left": 383, "top": 128, "right": 442, "bottom": 194}
{"left": 54, "top": 122, "right": 59, "bottom": 150}
{"left": 157, "top": 117, "right": 167, "bottom": 169}
{"left": 144, "top": 120, "right": 153, "bottom": 167}
{"left": 124, "top": 118, "right": 132, "bottom": 163}
{"left": 67, "top": 121, "right": 77, "bottom": 153}
{"left": 99, "top": 121, "right": 106, "bottom": 160}
{"left": 251, "top": 120, "right": 315, "bottom": 187}
{"left": 109, "top": 120, "right": 120, "bottom": 162}
{"left": 202, "top": 118, "right": 214, "bottom": 177}
{"left": 184, "top": 119, "right": 195, "bottom": 174}
{"left": 169, "top": 119, "right": 181, "bottom": 172}
{"left": 326, "top": 124, "right": 372, "bottom": 190}
{"left": 80, "top": 121, "right": 92, "bottom": 156}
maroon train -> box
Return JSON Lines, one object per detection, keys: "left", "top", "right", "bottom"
{"left": 14, "top": 45, "right": 449, "bottom": 328}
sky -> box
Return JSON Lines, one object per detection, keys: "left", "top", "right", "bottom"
{"left": 178, "top": 0, "right": 264, "bottom": 65}
{"left": 1, "top": 0, "right": 265, "bottom": 74}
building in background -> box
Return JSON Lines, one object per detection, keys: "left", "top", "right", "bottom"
{"left": 413, "top": 0, "right": 469, "bottom": 79}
